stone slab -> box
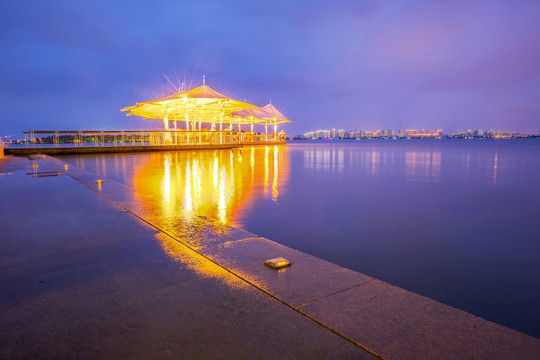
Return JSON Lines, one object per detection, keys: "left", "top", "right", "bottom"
{"left": 299, "top": 279, "right": 540, "bottom": 360}
{"left": 201, "top": 237, "right": 373, "bottom": 308}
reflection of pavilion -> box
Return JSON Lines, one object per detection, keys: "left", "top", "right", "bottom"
{"left": 122, "top": 78, "right": 291, "bottom": 146}
{"left": 131, "top": 146, "right": 290, "bottom": 227}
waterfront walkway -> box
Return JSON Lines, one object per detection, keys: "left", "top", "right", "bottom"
{"left": 1, "top": 155, "right": 539, "bottom": 359}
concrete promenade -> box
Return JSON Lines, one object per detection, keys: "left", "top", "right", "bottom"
{"left": 1, "top": 154, "right": 539, "bottom": 359}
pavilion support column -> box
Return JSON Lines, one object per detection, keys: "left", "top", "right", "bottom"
{"left": 238, "top": 122, "right": 242, "bottom": 144}
{"left": 220, "top": 113, "right": 223, "bottom": 144}
{"left": 185, "top": 115, "right": 189, "bottom": 145}
{"left": 174, "top": 120, "right": 178, "bottom": 145}
{"left": 265, "top": 124, "right": 268, "bottom": 142}
{"left": 163, "top": 116, "right": 170, "bottom": 144}
{"left": 198, "top": 118, "right": 202, "bottom": 144}
{"left": 163, "top": 117, "right": 169, "bottom": 131}
{"left": 274, "top": 119, "right": 277, "bottom": 142}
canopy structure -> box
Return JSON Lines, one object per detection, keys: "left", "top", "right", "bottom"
{"left": 228, "top": 107, "right": 272, "bottom": 132}
{"left": 122, "top": 78, "right": 259, "bottom": 143}
{"left": 230, "top": 102, "right": 291, "bottom": 140}
{"left": 261, "top": 103, "right": 290, "bottom": 123}
{"left": 122, "top": 78, "right": 290, "bottom": 144}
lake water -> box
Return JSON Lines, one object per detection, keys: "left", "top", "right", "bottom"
{"left": 60, "top": 139, "right": 540, "bottom": 338}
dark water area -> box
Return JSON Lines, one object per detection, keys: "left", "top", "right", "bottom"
{"left": 60, "top": 139, "right": 540, "bottom": 338}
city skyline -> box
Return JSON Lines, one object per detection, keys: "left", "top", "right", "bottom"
{"left": 301, "top": 127, "right": 532, "bottom": 140}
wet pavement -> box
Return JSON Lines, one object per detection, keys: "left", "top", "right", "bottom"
{"left": 1, "top": 154, "right": 539, "bottom": 359}
{"left": 0, "top": 156, "right": 374, "bottom": 359}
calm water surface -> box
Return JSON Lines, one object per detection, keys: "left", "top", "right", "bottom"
{"left": 61, "top": 139, "right": 540, "bottom": 338}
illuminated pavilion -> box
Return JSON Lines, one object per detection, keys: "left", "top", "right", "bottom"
{"left": 121, "top": 78, "right": 290, "bottom": 145}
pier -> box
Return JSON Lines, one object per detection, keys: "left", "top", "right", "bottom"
{"left": 5, "top": 130, "right": 286, "bottom": 156}
{"left": 1, "top": 153, "right": 538, "bottom": 359}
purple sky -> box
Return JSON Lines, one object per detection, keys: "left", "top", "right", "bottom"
{"left": 1, "top": 0, "right": 540, "bottom": 137}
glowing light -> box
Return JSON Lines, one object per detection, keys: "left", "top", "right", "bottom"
{"left": 264, "top": 257, "right": 291, "bottom": 269}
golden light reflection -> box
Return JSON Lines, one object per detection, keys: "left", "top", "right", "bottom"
{"left": 184, "top": 158, "right": 192, "bottom": 211}
{"left": 264, "top": 146, "right": 269, "bottom": 195}
{"left": 272, "top": 146, "right": 279, "bottom": 202}
{"left": 132, "top": 146, "right": 289, "bottom": 228}
{"left": 218, "top": 164, "right": 227, "bottom": 223}
{"left": 155, "top": 232, "right": 248, "bottom": 290}
{"left": 163, "top": 154, "right": 171, "bottom": 204}
{"left": 250, "top": 146, "right": 255, "bottom": 183}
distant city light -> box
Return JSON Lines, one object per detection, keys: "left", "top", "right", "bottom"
{"left": 300, "top": 127, "right": 526, "bottom": 140}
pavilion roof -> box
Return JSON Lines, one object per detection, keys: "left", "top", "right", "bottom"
{"left": 231, "top": 107, "right": 272, "bottom": 119}
{"left": 261, "top": 103, "right": 289, "bottom": 121}
{"left": 121, "top": 83, "right": 257, "bottom": 121}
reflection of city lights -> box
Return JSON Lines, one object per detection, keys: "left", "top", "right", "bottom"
{"left": 493, "top": 152, "right": 498, "bottom": 184}
{"left": 371, "top": 150, "right": 380, "bottom": 175}
{"left": 404, "top": 151, "right": 441, "bottom": 182}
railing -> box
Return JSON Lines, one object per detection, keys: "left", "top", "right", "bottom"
{"left": 20, "top": 130, "right": 286, "bottom": 148}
